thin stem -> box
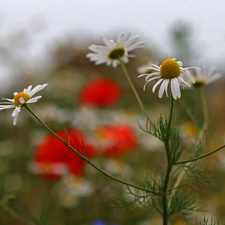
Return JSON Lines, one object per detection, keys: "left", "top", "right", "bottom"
{"left": 119, "top": 60, "right": 147, "bottom": 115}
{"left": 168, "top": 97, "right": 173, "bottom": 131}
{"left": 175, "top": 86, "right": 225, "bottom": 165}
{"left": 24, "top": 104, "right": 160, "bottom": 195}
{"left": 178, "top": 98, "right": 198, "bottom": 125}
{"left": 1, "top": 204, "right": 35, "bottom": 225}
{"left": 169, "top": 87, "right": 209, "bottom": 206}
{"left": 0, "top": 204, "right": 36, "bottom": 225}
{"left": 162, "top": 97, "right": 174, "bottom": 225}
{"left": 175, "top": 144, "right": 225, "bottom": 165}
{"left": 198, "top": 87, "right": 209, "bottom": 140}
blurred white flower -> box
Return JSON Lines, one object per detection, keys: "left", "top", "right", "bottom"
{"left": 87, "top": 32, "right": 144, "bottom": 67}
{"left": 191, "top": 65, "right": 222, "bottom": 88}
{"left": 54, "top": 175, "right": 93, "bottom": 208}
{"left": 0, "top": 83, "right": 48, "bottom": 125}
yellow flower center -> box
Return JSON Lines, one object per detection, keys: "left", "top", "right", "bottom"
{"left": 160, "top": 59, "right": 181, "bottom": 79}
{"left": 192, "top": 77, "right": 206, "bottom": 88}
{"left": 14, "top": 92, "right": 31, "bottom": 106}
{"left": 108, "top": 46, "right": 125, "bottom": 59}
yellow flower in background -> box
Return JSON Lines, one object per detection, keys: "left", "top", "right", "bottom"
{"left": 180, "top": 121, "right": 199, "bottom": 143}
{"left": 174, "top": 220, "right": 187, "bottom": 225}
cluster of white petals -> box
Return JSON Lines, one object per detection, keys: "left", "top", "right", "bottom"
{"left": 138, "top": 59, "right": 197, "bottom": 100}
{"left": 87, "top": 32, "right": 145, "bottom": 67}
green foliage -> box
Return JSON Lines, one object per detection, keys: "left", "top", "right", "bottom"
{"left": 197, "top": 217, "right": 225, "bottom": 225}
{"left": 168, "top": 191, "right": 200, "bottom": 216}
{"left": 144, "top": 115, "right": 179, "bottom": 143}
{"left": 0, "top": 26, "right": 225, "bottom": 225}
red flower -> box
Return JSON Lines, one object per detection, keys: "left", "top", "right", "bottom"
{"left": 79, "top": 78, "right": 122, "bottom": 107}
{"left": 32, "top": 129, "right": 96, "bottom": 181}
{"left": 96, "top": 124, "right": 138, "bottom": 157}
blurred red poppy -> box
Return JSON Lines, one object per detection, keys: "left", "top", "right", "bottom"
{"left": 31, "top": 129, "right": 96, "bottom": 181}
{"left": 96, "top": 124, "right": 138, "bottom": 157}
{"left": 79, "top": 78, "right": 122, "bottom": 107}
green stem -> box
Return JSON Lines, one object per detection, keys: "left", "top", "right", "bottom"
{"left": 175, "top": 86, "right": 225, "bottom": 165}
{"left": 198, "top": 87, "right": 209, "bottom": 140}
{"left": 175, "top": 144, "right": 225, "bottom": 165}
{"left": 24, "top": 104, "right": 160, "bottom": 195}
{"left": 119, "top": 60, "right": 147, "bottom": 115}
{"left": 162, "top": 97, "right": 174, "bottom": 225}
{"left": 169, "top": 87, "right": 210, "bottom": 206}
{"left": 0, "top": 204, "right": 35, "bottom": 225}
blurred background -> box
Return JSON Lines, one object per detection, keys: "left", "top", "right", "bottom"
{"left": 0, "top": 0, "right": 225, "bottom": 224}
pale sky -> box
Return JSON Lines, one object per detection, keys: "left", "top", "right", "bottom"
{"left": 0, "top": 0, "right": 225, "bottom": 66}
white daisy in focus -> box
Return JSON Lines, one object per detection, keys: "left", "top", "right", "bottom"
{"left": 191, "top": 65, "right": 222, "bottom": 88}
{"left": 87, "top": 32, "right": 145, "bottom": 67}
{"left": 0, "top": 83, "right": 48, "bottom": 125}
{"left": 138, "top": 58, "right": 199, "bottom": 100}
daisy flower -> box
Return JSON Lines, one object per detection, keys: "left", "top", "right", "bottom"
{"left": 138, "top": 58, "right": 199, "bottom": 100}
{"left": 0, "top": 83, "right": 48, "bottom": 125}
{"left": 190, "top": 65, "right": 222, "bottom": 88}
{"left": 87, "top": 32, "right": 145, "bottom": 67}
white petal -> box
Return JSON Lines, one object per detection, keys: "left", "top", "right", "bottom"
{"left": 177, "top": 61, "right": 183, "bottom": 67}
{"left": 29, "top": 83, "right": 48, "bottom": 97}
{"left": 13, "top": 114, "right": 19, "bottom": 126}
{"left": 208, "top": 73, "right": 222, "bottom": 83}
{"left": 171, "top": 78, "right": 181, "bottom": 100}
{"left": 182, "top": 69, "right": 195, "bottom": 83}
{"left": 19, "top": 97, "right": 25, "bottom": 104}
{"left": 2, "top": 98, "right": 14, "bottom": 102}
{"left": 0, "top": 105, "right": 15, "bottom": 110}
{"left": 159, "top": 79, "right": 169, "bottom": 98}
{"left": 178, "top": 77, "right": 191, "bottom": 87}
{"left": 12, "top": 107, "right": 21, "bottom": 117}
{"left": 100, "top": 35, "right": 115, "bottom": 47}
{"left": 24, "top": 85, "right": 32, "bottom": 93}
{"left": 142, "top": 77, "right": 159, "bottom": 91}
{"left": 27, "top": 96, "right": 42, "bottom": 103}
{"left": 152, "top": 78, "right": 163, "bottom": 93}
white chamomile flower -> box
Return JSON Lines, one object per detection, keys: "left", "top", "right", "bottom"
{"left": 0, "top": 83, "right": 48, "bottom": 125}
{"left": 138, "top": 58, "right": 199, "bottom": 100}
{"left": 191, "top": 65, "right": 222, "bottom": 88}
{"left": 87, "top": 32, "right": 145, "bottom": 67}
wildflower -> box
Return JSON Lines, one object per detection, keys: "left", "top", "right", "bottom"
{"left": 92, "top": 220, "right": 119, "bottom": 225}
{"left": 96, "top": 124, "right": 138, "bottom": 157}
{"left": 191, "top": 65, "right": 222, "bottom": 88}
{"left": 79, "top": 78, "right": 122, "bottom": 107}
{"left": 92, "top": 220, "right": 106, "bottom": 225}
{"left": 29, "top": 129, "right": 96, "bottom": 181}
{"left": 0, "top": 83, "right": 48, "bottom": 125}
{"left": 87, "top": 32, "right": 145, "bottom": 67}
{"left": 138, "top": 59, "right": 197, "bottom": 100}
{"left": 180, "top": 121, "right": 199, "bottom": 143}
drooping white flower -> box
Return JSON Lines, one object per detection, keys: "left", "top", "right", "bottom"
{"left": 138, "top": 58, "right": 199, "bottom": 100}
{"left": 0, "top": 83, "right": 48, "bottom": 125}
{"left": 190, "top": 65, "right": 222, "bottom": 88}
{"left": 87, "top": 32, "right": 145, "bottom": 67}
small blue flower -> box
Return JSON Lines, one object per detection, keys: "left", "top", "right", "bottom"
{"left": 92, "top": 220, "right": 119, "bottom": 225}
{"left": 92, "top": 220, "right": 106, "bottom": 225}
